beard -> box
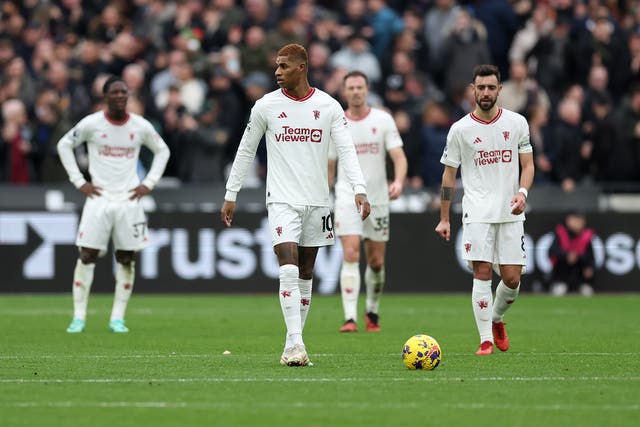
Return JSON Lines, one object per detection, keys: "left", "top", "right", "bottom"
{"left": 476, "top": 96, "right": 497, "bottom": 111}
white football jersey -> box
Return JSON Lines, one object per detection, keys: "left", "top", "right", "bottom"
{"left": 440, "top": 108, "right": 532, "bottom": 223}
{"left": 330, "top": 107, "right": 403, "bottom": 205}
{"left": 57, "top": 111, "right": 170, "bottom": 199}
{"left": 225, "top": 88, "right": 366, "bottom": 206}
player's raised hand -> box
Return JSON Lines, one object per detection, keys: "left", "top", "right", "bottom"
{"left": 129, "top": 184, "right": 151, "bottom": 200}
{"left": 221, "top": 200, "right": 236, "bottom": 228}
{"left": 435, "top": 220, "right": 451, "bottom": 241}
{"left": 355, "top": 193, "right": 371, "bottom": 221}
{"left": 510, "top": 192, "right": 526, "bottom": 215}
{"left": 79, "top": 182, "right": 102, "bottom": 198}
{"left": 388, "top": 180, "right": 403, "bottom": 200}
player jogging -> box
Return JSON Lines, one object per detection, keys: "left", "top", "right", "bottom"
{"left": 221, "top": 44, "right": 370, "bottom": 366}
{"left": 329, "top": 71, "right": 407, "bottom": 332}
{"left": 435, "top": 64, "right": 534, "bottom": 355}
{"left": 58, "top": 76, "right": 170, "bottom": 334}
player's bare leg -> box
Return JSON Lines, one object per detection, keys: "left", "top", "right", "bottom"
{"left": 339, "top": 235, "right": 361, "bottom": 332}
{"left": 492, "top": 265, "right": 521, "bottom": 351}
{"left": 364, "top": 240, "right": 385, "bottom": 332}
{"left": 472, "top": 261, "right": 494, "bottom": 355}
{"left": 66, "top": 247, "right": 99, "bottom": 333}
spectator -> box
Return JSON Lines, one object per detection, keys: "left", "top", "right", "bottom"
{"left": 419, "top": 101, "right": 450, "bottom": 190}
{"left": 548, "top": 211, "right": 596, "bottom": 297}
{"left": 439, "top": 9, "right": 491, "bottom": 100}
{"left": 527, "top": 104, "right": 553, "bottom": 183}
{"left": 240, "top": 26, "right": 272, "bottom": 75}
{"left": 330, "top": 32, "right": 382, "bottom": 84}
{"left": 1, "top": 99, "right": 32, "bottom": 184}
{"left": 366, "top": 0, "right": 405, "bottom": 59}
{"left": 551, "top": 97, "right": 590, "bottom": 192}
{"left": 471, "top": 0, "right": 519, "bottom": 80}
{"left": 423, "top": 0, "right": 461, "bottom": 78}
{"left": 499, "top": 60, "right": 550, "bottom": 115}
{"left": 609, "top": 84, "right": 640, "bottom": 182}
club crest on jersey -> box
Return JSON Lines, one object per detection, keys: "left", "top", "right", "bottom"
{"left": 464, "top": 242, "right": 472, "bottom": 253}
{"left": 503, "top": 131, "right": 510, "bottom": 141}
{"left": 313, "top": 110, "right": 320, "bottom": 120}
{"left": 130, "top": 133, "right": 135, "bottom": 141}
{"left": 276, "top": 226, "right": 283, "bottom": 236}
{"left": 372, "top": 127, "right": 377, "bottom": 134}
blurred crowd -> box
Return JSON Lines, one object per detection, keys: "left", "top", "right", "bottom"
{"left": 2, "top": 0, "right": 640, "bottom": 192}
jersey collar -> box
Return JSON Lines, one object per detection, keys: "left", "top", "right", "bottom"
{"left": 281, "top": 87, "right": 316, "bottom": 101}
{"left": 470, "top": 108, "right": 502, "bottom": 125}
{"left": 104, "top": 111, "right": 131, "bottom": 126}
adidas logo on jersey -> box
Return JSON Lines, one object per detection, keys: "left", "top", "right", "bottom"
{"left": 278, "top": 112, "right": 287, "bottom": 118}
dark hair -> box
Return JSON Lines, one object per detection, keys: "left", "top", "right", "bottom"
{"left": 277, "top": 44, "right": 308, "bottom": 66}
{"left": 472, "top": 64, "right": 501, "bottom": 84}
{"left": 343, "top": 70, "right": 369, "bottom": 85}
{"left": 103, "top": 75, "right": 125, "bottom": 94}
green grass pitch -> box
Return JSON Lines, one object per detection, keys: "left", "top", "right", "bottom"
{"left": 1, "top": 293, "right": 638, "bottom": 427}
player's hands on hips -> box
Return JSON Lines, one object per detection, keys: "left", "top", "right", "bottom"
{"left": 435, "top": 220, "right": 451, "bottom": 241}
{"left": 510, "top": 192, "right": 526, "bottom": 215}
{"left": 355, "top": 194, "right": 371, "bottom": 221}
{"left": 388, "top": 180, "right": 403, "bottom": 200}
{"left": 221, "top": 200, "right": 236, "bottom": 227}
{"left": 129, "top": 185, "right": 151, "bottom": 200}
{"left": 79, "top": 182, "right": 102, "bottom": 198}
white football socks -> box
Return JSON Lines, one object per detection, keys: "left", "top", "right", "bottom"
{"left": 299, "top": 277, "right": 312, "bottom": 330}
{"left": 340, "top": 261, "right": 360, "bottom": 321}
{"left": 110, "top": 262, "right": 135, "bottom": 321}
{"left": 72, "top": 259, "right": 95, "bottom": 321}
{"left": 472, "top": 278, "right": 493, "bottom": 343}
{"left": 365, "top": 266, "right": 385, "bottom": 314}
{"left": 279, "top": 264, "right": 303, "bottom": 348}
{"left": 492, "top": 280, "right": 520, "bottom": 323}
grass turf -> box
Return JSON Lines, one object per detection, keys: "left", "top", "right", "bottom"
{"left": 0, "top": 293, "right": 638, "bottom": 427}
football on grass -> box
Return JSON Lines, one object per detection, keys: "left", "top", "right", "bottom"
{"left": 402, "top": 334, "right": 442, "bottom": 370}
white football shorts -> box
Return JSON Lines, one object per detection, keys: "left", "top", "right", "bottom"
{"left": 334, "top": 202, "right": 389, "bottom": 242}
{"left": 461, "top": 221, "right": 526, "bottom": 273}
{"left": 76, "top": 196, "right": 148, "bottom": 252}
{"left": 267, "top": 203, "right": 335, "bottom": 247}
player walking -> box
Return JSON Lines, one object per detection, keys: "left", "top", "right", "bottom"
{"left": 435, "top": 64, "right": 534, "bottom": 355}
{"left": 221, "top": 44, "right": 370, "bottom": 366}
{"left": 329, "top": 71, "right": 407, "bottom": 332}
{"left": 58, "top": 76, "right": 170, "bottom": 333}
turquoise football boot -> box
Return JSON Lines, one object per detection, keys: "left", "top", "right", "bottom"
{"left": 109, "top": 319, "right": 129, "bottom": 333}
{"left": 66, "top": 318, "right": 85, "bottom": 333}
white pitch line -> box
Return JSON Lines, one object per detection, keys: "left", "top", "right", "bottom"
{"left": 1, "top": 401, "right": 639, "bottom": 411}
{"left": 1, "top": 376, "right": 639, "bottom": 384}
{"left": 0, "top": 352, "right": 638, "bottom": 360}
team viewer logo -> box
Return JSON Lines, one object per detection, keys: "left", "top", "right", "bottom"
{"left": 275, "top": 126, "right": 323, "bottom": 143}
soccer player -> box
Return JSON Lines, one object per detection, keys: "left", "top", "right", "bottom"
{"left": 435, "top": 64, "right": 534, "bottom": 355}
{"left": 329, "top": 71, "right": 407, "bottom": 332}
{"left": 221, "top": 44, "right": 370, "bottom": 366}
{"left": 57, "top": 76, "right": 170, "bottom": 334}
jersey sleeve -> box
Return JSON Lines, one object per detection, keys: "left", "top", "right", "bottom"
{"left": 327, "top": 137, "right": 337, "bottom": 161}
{"left": 330, "top": 102, "right": 366, "bottom": 195}
{"left": 383, "top": 113, "right": 403, "bottom": 151}
{"left": 440, "top": 123, "right": 462, "bottom": 168}
{"left": 517, "top": 115, "right": 533, "bottom": 154}
{"left": 56, "top": 117, "right": 91, "bottom": 188}
{"left": 224, "top": 101, "right": 268, "bottom": 201}
{"left": 140, "top": 120, "right": 170, "bottom": 190}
